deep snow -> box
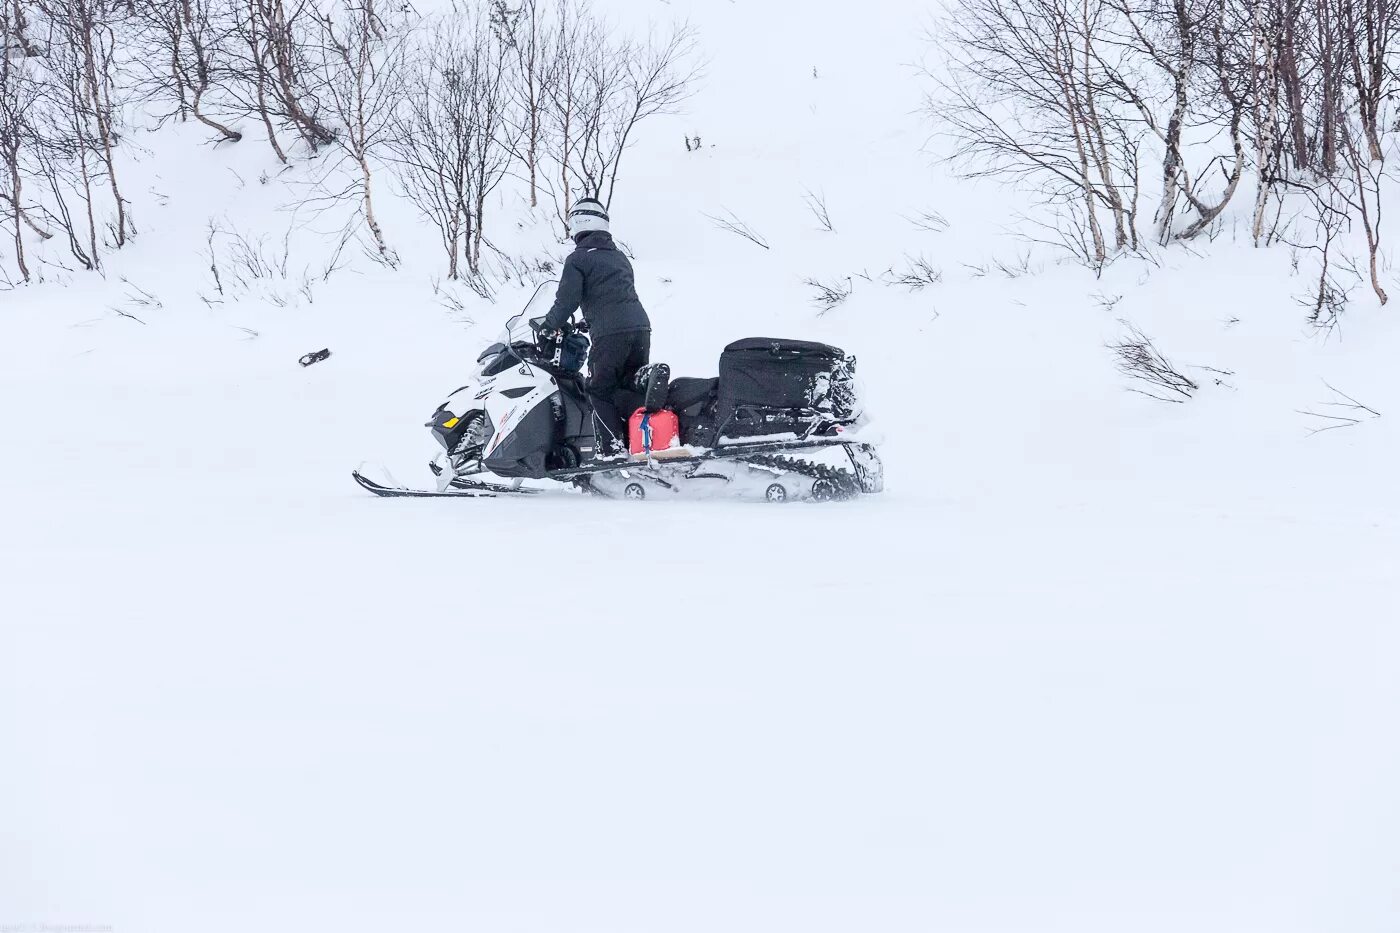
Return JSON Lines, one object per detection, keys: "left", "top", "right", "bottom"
{"left": 3, "top": 0, "right": 1399, "bottom": 931}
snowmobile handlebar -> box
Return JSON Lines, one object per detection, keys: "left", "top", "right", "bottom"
{"left": 532, "top": 316, "right": 587, "bottom": 357}
{"left": 529, "top": 317, "right": 589, "bottom": 372}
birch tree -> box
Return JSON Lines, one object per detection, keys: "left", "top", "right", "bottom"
{"left": 314, "top": 0, "right": 407, "bottom": 263}
{"left": 392, "top": 10, "right": 513, "bottom": 278}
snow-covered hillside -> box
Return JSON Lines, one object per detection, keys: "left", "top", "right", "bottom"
{"left": 3, "top": 1, "right": 1398, "bottom": 932}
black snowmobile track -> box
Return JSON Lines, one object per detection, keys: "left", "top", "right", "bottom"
{"left": 356, "top": 436, "right": 878, "bottom": 500}
{"left": 542, "top": 435, "right": 866, "bottom": 481}
{"left": 741, "top": 453, "right": 863, "bottom": 501}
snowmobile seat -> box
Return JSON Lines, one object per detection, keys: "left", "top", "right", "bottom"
{"left": 667, "top": 376, "right": 719, "bottom": 413}
{"left": 665, "top": 376, "right": 719, "bottom": 447}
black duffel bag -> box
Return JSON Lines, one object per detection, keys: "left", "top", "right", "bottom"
{"left": 715, "top": 338, "right": 856, "bottom": 439}
{"left": 666, "top": 376, "right": 720, "bottom": 447}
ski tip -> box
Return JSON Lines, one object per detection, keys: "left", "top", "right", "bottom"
{"left": 351, "top": 468, "right": 503, "bottom": 498}
{"left": 351, "top": 469, "right": 390, "bottom": 495}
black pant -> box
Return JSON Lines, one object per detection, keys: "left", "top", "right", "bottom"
{"left": 587, "top": 329, "right": 650, "bottom": 453}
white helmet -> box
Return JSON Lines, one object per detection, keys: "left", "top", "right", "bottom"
{"left": 568, "top": 198, "right": 610, "bottom": 238}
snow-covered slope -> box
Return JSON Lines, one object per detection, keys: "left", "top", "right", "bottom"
{"left": 3, "top": 1, "right": 1398, "bottom": 932}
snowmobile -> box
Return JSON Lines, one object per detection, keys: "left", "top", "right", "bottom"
{"left": 352, "top": 285, "right": 883, "bottom": 502}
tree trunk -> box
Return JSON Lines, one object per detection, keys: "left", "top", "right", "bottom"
{"left": 1179, "top": 22, "right": 1246, "bottom": 239}
{"left": 1157, "top": 84, "right": 1187, "bottom": 244}
{"left": 1180, "top": 116, "right": 1245, "bottom": 238}
{"left": 1154, "top": 0, "right": 1192, "bottom": 245}
{"left": 183, "top": 0, "right": 240, "bottom": 142}
{"left": 1344, "top": 0, "right": 1387, "bottom": 162}
{"left": 1252, "top": 9, "right": 1280, "bottom": 245}
{"left": 1349, "top": 136, "right": 1388, "bottom": 304}
{"left": 8, "top": 155, "right": 28, "bottom": 282}
{"left": 523, "top": 50, "right": 540, "bottom": 208}
{"left": 170, "top": 8, "right": 190, "bottom": 118}
{"left": 78, "top": 15, "right": 127, "bottom": 246}
{"left": 1053, "top": 21, "right": 1106, "bottom": 265}
{"left": 1, "top": 191, "right": 55, "bottom": 239}
{"left": 1366, "top": 233, "right": 1387, "bottom": 303}
{"left": 467, "top": 211, "right": 478, "bottom": 280}
{"left": 276, "top": 65, "right": 325, "bottom": 149}
{"left": 359, "top": 154, "right": 391, "bottom": 262}
{"left": 1278, "top": 1, "right": 1310, "bottom": 169}
{"left": 247, "top": 2, "right": 287, "bottom": 162}
{"left": 472, "top": 193, "right": 486, "bottom": 269}
{"left": 266, "top": 0, "right": 335, "bottom": 150}
{"left": 79, "top": 150, "right": 100, "bottom": 270}
{"left": 1076, "top": 1, "right": 1127, "bottom": 253}
{"left": 9, "top": 0, "right": 40, "bottom": 57}
{"left": 1317, "top": 0, "right": 1340, "bottom": 174}
{"left": 528, "top": 104, "right": 538, "bottom": 208}
{"left": 192, "top": 83, "right": 243, "bottom": 142}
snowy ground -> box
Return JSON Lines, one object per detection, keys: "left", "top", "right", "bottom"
{"left": 3, "top": 0, "right": 1399, "bottom": 931}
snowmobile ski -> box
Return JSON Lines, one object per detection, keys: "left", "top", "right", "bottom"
{"left": 351, "top": 470, "right": 539, "bottom": 498}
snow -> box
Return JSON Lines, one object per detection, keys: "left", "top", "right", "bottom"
{"left": 3, "top": 0, "right": 1400, "bottom": 931}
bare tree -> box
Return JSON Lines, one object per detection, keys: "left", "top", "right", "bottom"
{"left": 465, "top": 19, "right": 515, "bottom": 269}
{"left": 234, "top": 0, "right": 288, "bottom": 162}
{"left": 1337, "top": 0, "right": 1399, "bottom": 161}
{"left": 39, "top": 0, "right": 132, "bottom": 249}
{"left": 569, "top": 21, "right": 696, "bottom": 209}
{"left": 393, "top": 9, "right": 514, "bottom": 278}
{"left": 930, "top": 0, "right": 1400, "bottom": 266}
{"left": 1093, "top": 0, "right": 1248, "bottom": 243}
{"left": 492, "top": 0, "right": 553, "bottom": 207}
{"left": 131, "top": 0, "right": 243, "bottom": 143}
{"left": 540, "top": 0, "right": 596, "bottom": 227}
{"left": 31, "top": 78, "right": 99, "bottom": 270}
{"left": 1328, "top": 120, "right": 1387, "bottom": 303}
{"left": 1, "top": 2, "right": 42, "bottom": 281}
{"left": 593, "top": 23, "right": 697, "bottom": 208}
{"left": 1275, "top": 0, "right": 1310, "bottom": 169}
{"left": 313, "top": 0, "right": 407, "bottom": 263}
{"left": 542, "top": 4, "right": 697, "bottom": 231}
{"left": 392, "top": 18, "right": 475, "bottom": 279}
{"left": 6, "top": 2, "right": 33, "bottom": 57}
{"left": 1251, "top": 0, "right": 1284, "bottom": 243}
{"left": 1173, "top": 4, "right": 1250, "bottom": 239}
{"left": 928, "top": 0, "right": 1141, "bottom": 268}
{"left": 249, "top": 0, "right": 336, "bottom": 154}
{"left": 1284, "top": 183, "right": 1354, "bottom": 331}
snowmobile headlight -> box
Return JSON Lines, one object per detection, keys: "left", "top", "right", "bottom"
{"left": 427, "top": 409, "right": 461, "bottom": 450}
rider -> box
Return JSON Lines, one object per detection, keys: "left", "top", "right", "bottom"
{"left": 542, "top": 197, "right": 652, "bottom": 458}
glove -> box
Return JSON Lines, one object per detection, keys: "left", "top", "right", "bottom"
{"left": 538, "top": 326, "right": 562, "bottom": 342}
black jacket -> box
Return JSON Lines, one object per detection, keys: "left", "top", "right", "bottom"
{"left": 544, "top": 231, "right": 651, "bottom": 338}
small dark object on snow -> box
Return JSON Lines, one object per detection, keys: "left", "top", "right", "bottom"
{"left": 299, "top": 348, "right": 331, "bottom": 367}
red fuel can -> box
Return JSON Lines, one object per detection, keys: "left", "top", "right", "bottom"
{"left": 629, "top": 408, "right": 680, "bottom": 455}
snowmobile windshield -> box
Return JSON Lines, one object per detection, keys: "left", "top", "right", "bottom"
{"left": 491, "top": 284, "right": 557, "bottom": 366}
{"left": 496, "top": 312, "right": 540, "bottom": 352}
{"left": 476, "top": 342, "right": 513, "bottom": 377}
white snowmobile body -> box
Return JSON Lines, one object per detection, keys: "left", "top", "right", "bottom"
{"left": 411, "top": 287, "right": 883, "bottom": 502}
